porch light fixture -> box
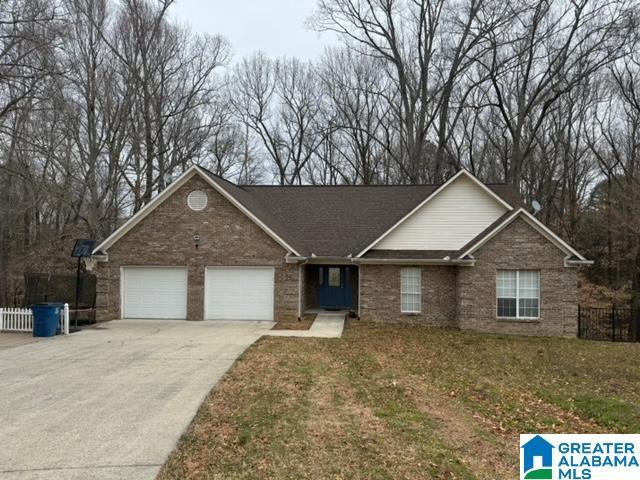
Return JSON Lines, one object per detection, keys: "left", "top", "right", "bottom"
{"left": 193, "top": 233, "right": 200, "bottom": 249}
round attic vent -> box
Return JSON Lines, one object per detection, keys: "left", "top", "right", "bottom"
{"left": 187, "top": 190, "right": 208, "bottom": 211}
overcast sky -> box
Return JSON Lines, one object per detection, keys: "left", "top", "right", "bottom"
{"left": 171, "top": 0, "right": 337, "bottom": 61}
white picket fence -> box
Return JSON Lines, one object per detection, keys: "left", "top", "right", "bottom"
{"left": 0, "top": 304, "right": 70, "bottom": 335}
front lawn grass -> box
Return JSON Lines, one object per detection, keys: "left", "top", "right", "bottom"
{"left": 159, "top": 322, "right": 640, "bottom": 480}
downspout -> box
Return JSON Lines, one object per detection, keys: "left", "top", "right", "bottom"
{"left": 297, "top": 257, "right": 309, "bottom": 320}
{"left": 358, "top": 260, "right": 362, "bottom": 320}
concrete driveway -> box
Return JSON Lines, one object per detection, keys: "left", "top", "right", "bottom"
{"left": 0, "top": 320, "right": 272, "bottom": 480}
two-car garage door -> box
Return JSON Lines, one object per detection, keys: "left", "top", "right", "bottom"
{"left": 205, "top": 267, "right": 274, "bottom": 321}
{"left": 121, "top": 266, "right": 274, "bottom": 321}
{"left": 122, "top": 267, "right": 188, "bottom": 319}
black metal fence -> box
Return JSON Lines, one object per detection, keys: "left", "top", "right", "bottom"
{"left": 578, "top": 305, "right": 640, "bottom": 342}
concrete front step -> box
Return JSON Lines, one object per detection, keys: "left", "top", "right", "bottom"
{"left": 266, "top": 312, "right": 345, "bottom": 338}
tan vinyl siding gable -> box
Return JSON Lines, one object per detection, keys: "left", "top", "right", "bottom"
{"left": 375, "top": 175, "right": 509, "bottom": 251}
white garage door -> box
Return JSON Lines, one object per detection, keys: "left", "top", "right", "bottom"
{"left": 122, "top": 267, "right": 188, "bottom": 319}
{"left": 205, "top": 267, "right": 274, "bottom": 321}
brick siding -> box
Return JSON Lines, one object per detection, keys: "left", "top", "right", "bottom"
{"left": 96, "top": 175, "right": 579, "bottom": 337}
{"left": 303, "top": 265, "right": 319, "bottom": 312}
{"left": 359, "top": 218, "right": 579, "bottom": 337}
{"left": 95, "top": 175, "right": 299, "bottom": 322}
{"left": 456, "top": 218, "right": 578, "bottom": 337}
{"left": 359, "top": 264, "right": 458, "bottom": 326}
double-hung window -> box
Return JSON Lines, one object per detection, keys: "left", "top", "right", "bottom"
{"left": 496, "top": 270, "right": 540, "bottom": 319}
{"left": 401, "top": 267, "right": 421, "bottom": 313}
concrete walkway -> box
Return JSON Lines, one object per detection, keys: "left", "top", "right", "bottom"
{"left": 0, "top": 320, "right": 272, "bottom": 480}
{"left": 266, "top": 312, "right": 346, "bottom": 338}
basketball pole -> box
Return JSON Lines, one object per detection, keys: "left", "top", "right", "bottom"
{"left": 74, "top": 256, "right": 81, "bottom": 329}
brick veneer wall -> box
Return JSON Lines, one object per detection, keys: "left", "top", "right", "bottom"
{"left": 457, "top": 218, "right": 578, "bottom": 337}
{"left": 95, "top": 174, "right": 580, "bottom": 336}
{"left": 359, "top": 264, "right": 457, "bottom": 326}
{"left": 358, "top": 218, "right": 579, "bottom": 337}
{"left": 95, "top": 174, "right": 299, "bottom": 322}
{"left": 303, "top": 265, "right": 319, "bottom": 312}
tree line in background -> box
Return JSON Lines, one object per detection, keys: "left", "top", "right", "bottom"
{"left": 1, "top": 0, "right": 640, "bottom": 305}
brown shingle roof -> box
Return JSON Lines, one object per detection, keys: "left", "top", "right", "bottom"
{"left": 201, "top": 169, "right": 521, "bottom": 257}
{"left": 243, "top": 185, "right": 439, "bottom": 257}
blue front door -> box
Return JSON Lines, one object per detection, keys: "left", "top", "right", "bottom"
{"left": 317, "top": 266, "right": 353, "bottom": 309}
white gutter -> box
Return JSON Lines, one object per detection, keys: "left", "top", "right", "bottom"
{"left": 286, "top": 254, "right": 476, "bottom": 266}
{"left": 286, "top": 255, "right": 356, "bottom": 265}
{"left": 564, "top": 257, "right": 594, "bottom": 267}
{"left": 352, "top": 258, "right": 476, "bottom": 266}
{"left": 285, "top": 255, "right": 308, "bottom": 263}
{"left": 91, "top": 253, "right": 109, "bottom": 263}
{"left": 288, "top": 254, "right": 588, "bottom": 268}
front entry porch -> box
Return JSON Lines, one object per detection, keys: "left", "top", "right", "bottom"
{"left": 302, "top": 265, "right": 358, "bottom": 312}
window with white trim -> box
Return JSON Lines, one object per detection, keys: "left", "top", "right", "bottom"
{"left": 401, "top": 267, "right": 421, "bottom": 313}
{"left": 496, "top": 270, "right": 540, "bottom": 319}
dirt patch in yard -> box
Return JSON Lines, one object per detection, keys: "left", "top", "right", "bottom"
{"left": 160, "top": 321, "right": 640, "bottom": 480}
{"left": 402, "top": 380, "right": 518, "bottom": 477}
{"left": 272, "top": 314, "right": 316, "bottom": 330}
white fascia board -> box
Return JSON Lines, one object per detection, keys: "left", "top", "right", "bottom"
{"left": 458, "top": 207, "right": 588, "bottom": 261}
{"left": 93, "top": 166, "right": 301, "bottom": 257}
{"left": 354, "top": 169, "right": 513, "bottom": 258}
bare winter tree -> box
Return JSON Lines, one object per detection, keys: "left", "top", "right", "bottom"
{"left": 315, "top": 47, "right": 393, "bottom": 184}
{"left": 56, "top": 0, "right": 131, "bottom": 238}
{"left": 112, "top": 0, "right": 230, "bottom": 209}
{"left": 231, "top": 53, "right": 324, "bottom": 185}
{"left": 201, "top": 95, "right": 264, "bottom": 184}
{"left": 476, "top": 0, "right": 636, "bottom": 187}
{"left": 0, "top": 0, "right": 232, "bottom": 304}
{"left": 311, "top": 0, "right": 513, "bottom": 182}
{"left": 0, "top": 0, "right": 63, "bottom": 303}
{"left": 582, "top": 54, "right": 640, "bottom": 299}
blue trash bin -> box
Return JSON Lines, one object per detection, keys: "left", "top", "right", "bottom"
{"left": 32, "top": 303, "right": 63, "bottom": 337}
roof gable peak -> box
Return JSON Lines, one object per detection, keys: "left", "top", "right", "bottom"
{"left": 93, "top": 166, "right": 301, "bottom": 256}
{"left": 458, "top": 207, "right": 589, "bottom": 262}
{"left": 354, "top": 169, "right": 513, "bottom": 257}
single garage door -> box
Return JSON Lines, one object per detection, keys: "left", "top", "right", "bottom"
{"left": 122, "top": 267, "right": 188, "bottom": 319}
{"left": 205, "top": 267, "right": 274, "bottom": 321}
